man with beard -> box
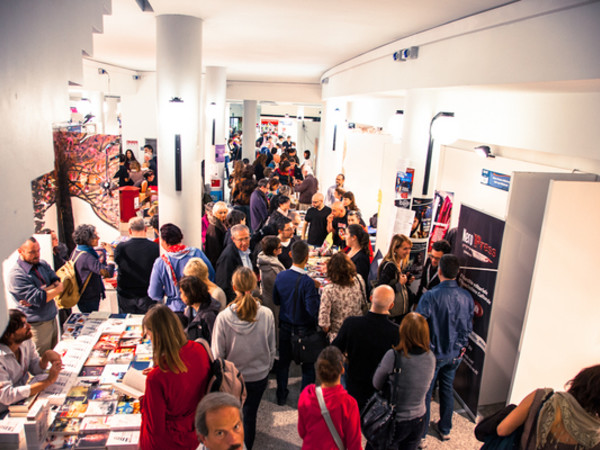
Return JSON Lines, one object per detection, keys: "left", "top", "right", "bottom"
{"left": 0, "top": 309, "right": 63, "bottom": 413}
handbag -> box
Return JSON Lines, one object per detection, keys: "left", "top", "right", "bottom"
{"left": 360, "top": 351, "right": 402, "bottom": 448}
{"left": 290, "top": 274, "right": 328, "bottom": 365}
{"left": 381, "top": 261, "right": 409, "bottom": 318}
{"left": 316, "top": 386, "right": 345, "bottom": 450}
{"left": 474, "top": 404, "right": 520, "bottom": 449}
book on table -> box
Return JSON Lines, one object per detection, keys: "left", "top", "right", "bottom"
{"left": 111, "top": 367, "right": 146, "bottom": 399}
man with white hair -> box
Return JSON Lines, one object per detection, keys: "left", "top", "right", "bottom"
{"left": 114, "top": 217, "right": 160, "bottom": 314}
{"left": 215, "top": 224, "right": 252, "bottom": 303}
{"left": 332, "top": 285, "right": 400, "bottom": 410}
{"left": 294, "top": 165, "right": 319, "bottom": 210}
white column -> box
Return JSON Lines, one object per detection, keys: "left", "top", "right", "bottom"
{"left": 156, "top": 14, "right": 203, "bottom": 247}
{"left": 204, "top": 66, "right": 227, "bottom": 186}
{"left": 242, "top": 100, "right": 257, "bottom": 160}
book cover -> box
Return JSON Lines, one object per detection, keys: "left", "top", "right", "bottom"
{"left": 117, "top": 338, "right": 140, "bottom": 348}
{"left": 79, "top": 416, "right": 109, "bottom": 433}
{"left": 106, "top": 414, "right": 141, "bottom": 430}
{"left": 79, "top": 366, "right": 104, "bottom": 379}
{"left": 106, "top": 347, "right": 135, "bottom": 365}
{"left": 65, "top": 386, "right": 90, "bottom": 402}
{"left": 115, "top": 398, "right": 140, "bottom": 414}
{"left": 84, "top": 400, "right": 117, "bottom": 416}
{"left": 50, "top": 417, "right": 82, "bottom": 435}
{"left": 93, "top": 334, "right": 120, "bottom": 351}
{"left": 106, "top": 431, "right": 140, "bottom": 448}
{"left": 100, "top": 364, "right": 129, "bottom": 385}
{"left": 43, "top": 434, "right": 78, "bottom": 449}
{"left": 75, "top": 432, "right": 110, "bottom": 448}
{"left": 58, "top": 401, "right": 88, "bottom": 418}
{"left": 8, "top": 392, "right": 38, "bottom": 413}
{"left": 120, "top": 325, "right": 142, "bottom": 339}
{"left": 84, "top": 350, "right": 109, "bottom": 367}
{"left": 87, "top": 387, "right": 118, "bottom": 401}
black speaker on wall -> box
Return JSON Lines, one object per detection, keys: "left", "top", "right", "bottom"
{"left": 175, "top": 134, "right": 182, "bottom": 191}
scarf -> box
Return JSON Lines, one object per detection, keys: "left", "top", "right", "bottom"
{"left": 537, "top": 391, "right": 600, "bottom": 448}
{"left": 166, "top": 244, "right": 187, "bottom": 253}
{"left": 76, "top": 244, "right": 99, "bottom": 258}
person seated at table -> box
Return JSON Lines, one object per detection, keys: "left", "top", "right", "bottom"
{"left": 0, "top": 309, "right": 62, "bottom": 415}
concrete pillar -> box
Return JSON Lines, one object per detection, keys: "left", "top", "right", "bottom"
{"left": 242, "top": 100, "right": 257, "bottom": 160}
{"left": 156, "top": 14, "right": 203, "bottom": 247}
{"left": 204, "top": 66, "right": 227, "bottom": 185}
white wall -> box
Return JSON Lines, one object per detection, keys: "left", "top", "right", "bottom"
{"left": 227, "top": 81, "right": 321, "bottom": 103}
{"left": 0, "top": 0, "right": 109, "bottom": 331}
{"left": 508, "top": 181, "right": 600, "bottom": 404}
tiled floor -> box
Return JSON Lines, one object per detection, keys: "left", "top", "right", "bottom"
{"left": 254, "top": 364, "right": 484, "bottom": 449}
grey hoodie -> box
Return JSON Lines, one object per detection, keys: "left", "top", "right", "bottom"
{"left": 211, "top": 303, "right": 276, "bottom": 382}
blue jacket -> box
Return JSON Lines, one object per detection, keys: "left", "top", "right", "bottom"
{"left": 148, "top": 247, "right": 215, "bottom": 312}
{"left": 8, "top": 259, "right": 58, "bottom": 322}
{"left": 416, "top": 280, "right": 473, "bottom": 360}
{"left": 249, "top": 189, "right": 268, "bottom": 231}
{"left": 273, "top": 268, "right": 320, "bottom": 327}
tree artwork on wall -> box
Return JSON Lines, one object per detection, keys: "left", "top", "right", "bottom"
{"left": 31, "top": 131, "right": 120, "bottom": 250}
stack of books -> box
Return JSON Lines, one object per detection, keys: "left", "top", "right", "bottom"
{"left": 0, "top": 418, "right": 22, "bottom": 450}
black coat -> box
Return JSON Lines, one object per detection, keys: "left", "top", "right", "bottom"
{"left": 215, "top": 244, "right": 243, "bottom": 304}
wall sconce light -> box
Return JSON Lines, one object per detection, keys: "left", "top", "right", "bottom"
{"left": 422, "top": 111, "right": 456, "bottom": 195}
{"left": 475, "top": 145, "right": 495, "bottom": 158}
{"left": 332, "top": 107, "right": 341, "bottom": 151}
{"left": 208, "top": 102, "right": 217, "bottom": 146}
{"left": 388, "top": 109, "right": 404, "bottom": 143}
{"left": 169, "top": 96, "right": 184, "bottom": 191}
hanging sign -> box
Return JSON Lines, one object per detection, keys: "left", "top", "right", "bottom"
{"left": 481, "top": 169, "right": 510, "bottom": 191}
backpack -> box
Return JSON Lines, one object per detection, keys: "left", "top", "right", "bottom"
{"left": 55, "top": 251, "right": 92, "bottom": 309}
{"left": 196, "top": 339, "right": 247, "bottom": 404}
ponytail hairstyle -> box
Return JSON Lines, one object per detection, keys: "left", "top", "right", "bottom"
{"left": 232, "top": 267, "right": 259, "bottom": 323}
{"left": 142, "top": 305, "right": 188, "bottom": 373}
{"left": 347, "top": 224, "right": 370, "bottom": 255}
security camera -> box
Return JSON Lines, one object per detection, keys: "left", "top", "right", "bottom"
{"left": 133, "top": 75, "right": 140, "bottom": 80}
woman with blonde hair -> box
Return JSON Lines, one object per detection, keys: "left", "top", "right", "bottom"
{"left": 183, "top": 257, "right": 226, "bottom": 310}
{"left": 375, "top": 234, "right": 414, "bottom": 323}
{"left": 139, "top": 305, "right": 211, "bottom": 450}
{"left": 211, "top": 267, "right": 276, "bottom": 450}
{"left": 370, "top": 312, "right": 435, "bottom": 450}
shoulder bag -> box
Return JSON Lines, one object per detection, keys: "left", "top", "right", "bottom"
{"left": 290, "top": 274, "right": 328, "bottom": 365}
{"left": 361, "top": 350, "right": 402, "bottom": 449}
{"left": 381, "top": 261, "right": 409, "bottom": 318}
{"left": 316, "top": 386, "right": 345, "bottom": 450}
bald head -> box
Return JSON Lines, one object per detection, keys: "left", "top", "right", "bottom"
{"left": 370, "top": 285, "right": 395, "bottom": 313}
{"left": 332, "top": 201, "right": 346, "bottom": 218}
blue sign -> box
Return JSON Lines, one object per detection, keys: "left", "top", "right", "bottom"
{"left": 481, "top": 169, "right": 510, "bottom": 191}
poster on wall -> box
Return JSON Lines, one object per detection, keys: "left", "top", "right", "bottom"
{"left": 215, "top": 144, "right": 225, "bottom": 163}
{"left": 31, "top": 132, "right": 120, "bottom": 246}
{"left": 391, "top": 206, "right": 415, "bottom": 237}
{"left": 410, "top": 197, "right": 433, "bottom": 239}
{"left": 428, "top": 190, "right": 454, "bottom": 251}
{"left": 407, "top": 240, "right": 428, "bottom": 281}
{"left": 394, "top": 168, "right": 414, "bottom": 209}
{"left": 453, "top": 205, "right": 505, "bottom": 419}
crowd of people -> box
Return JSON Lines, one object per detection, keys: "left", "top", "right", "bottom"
{"left": 1, "top": 134, "right": 599, "bottom": 450}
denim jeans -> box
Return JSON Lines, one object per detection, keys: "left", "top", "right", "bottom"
{"left": 243, "top": 376, "right": 268, "bottom": 450}
{"left": 422, "top": 357, "right": 462, "bottom": 438}
{"left": 276, "top": 323, "right": 316, "bottom": 401}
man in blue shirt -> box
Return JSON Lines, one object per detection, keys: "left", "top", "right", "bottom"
{"left": 273, "top": 240, "right": 320, "bottom": 406}
{"left": 416, "top": 254, "right": 473, "bottom": 444}
{"left": 8, "top": 237, "right": 64, "bottom": 355}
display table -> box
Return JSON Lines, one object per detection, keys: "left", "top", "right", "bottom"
{"left": 0, "top": 312, "right": 148, "bottom": 449}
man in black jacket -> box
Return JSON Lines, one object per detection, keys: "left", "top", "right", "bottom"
{"left": 416, "top": 239, "right": 452, "bottom": 302}
{"left": 332, "top": 285, "right": 399, "bottom": 410}
{"left": 215, "top": 224, "right": 252, "bottom": 303}
{"left": 114, "top": 217, "right": 160, "bottom": 314}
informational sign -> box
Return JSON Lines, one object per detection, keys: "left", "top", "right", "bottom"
{"left": 453, "top": 205, "right": 505, "bottom": 419}
{"left": 215, "top": 144, "right": 225, "bottom": 163}
{"left": 481, "top": 169, "right": 510, "bottom": 191}
{"left": 125, "top": 140, "right": 139, "bottom": 155}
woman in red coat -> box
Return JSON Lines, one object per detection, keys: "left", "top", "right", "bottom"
{"left": 140, "top": 305, "right": 211, "bottom": 449}
{"left": 298, "top": 346, "right": 363, "bottom": 450}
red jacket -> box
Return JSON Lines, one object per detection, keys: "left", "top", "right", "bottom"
{"left": 140, "top": 341, "right": 211, "bottom": 450}
{"left": 298, "top": 384, "right": 363, "bottom": 450}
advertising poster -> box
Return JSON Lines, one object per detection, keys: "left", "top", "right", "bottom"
{"left": 394, "top": 168, "right": 414, "bottom": 209}
{"left": 215, "top": 144, "right": 225, "bottom": 163}
{"left": 410, "top": 197, "right": 433, "bottom": 239}
{"left": 428, "top": 190, "right": 454, "bottom": 251}
{"left": 407, "top": 240, "right": 428, "bottom": 281}
{"left": 453, "top": 205, "right": 505, "bottom": 419}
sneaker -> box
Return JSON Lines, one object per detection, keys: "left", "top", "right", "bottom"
{"left": 418, "top": 438, "right": 428, "bottom": 449}
{"left": 276, "top": 388, "right": 289, "bottom": 406}
{"left": 432, "top": 421, "right": 450, "bottom": 441}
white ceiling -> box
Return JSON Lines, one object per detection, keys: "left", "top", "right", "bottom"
{"left": 90, "top": 0, "right": 516, "bottom": 83}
